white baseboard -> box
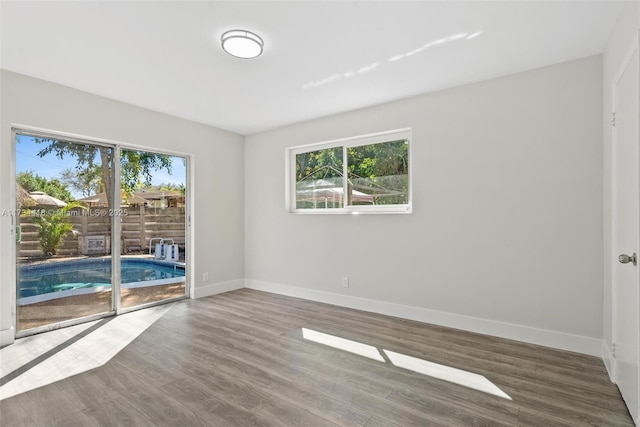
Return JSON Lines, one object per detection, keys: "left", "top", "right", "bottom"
{"left": 245, "top": 279, "right": 602, "bottom": 357}
{"left": 0, "top": 326, "right": 15, "bottom": 348}
{"left": 602, "top": 340, "right": 616, "bottom": 382}
{"left": 193, "top": 279, "right": 244, "bottom": 299}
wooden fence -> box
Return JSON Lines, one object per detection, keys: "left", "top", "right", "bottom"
{"left": 18, "top": 206, "right": 186, "bottom": 258}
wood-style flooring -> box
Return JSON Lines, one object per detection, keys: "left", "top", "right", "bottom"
{"left": 0, "top": 288, "right": 634, "bottom": 426}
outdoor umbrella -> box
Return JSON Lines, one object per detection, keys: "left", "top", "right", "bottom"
{"left": 29, "top": 191, "right": 67, "bottom": 207}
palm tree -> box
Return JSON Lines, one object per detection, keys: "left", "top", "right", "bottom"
{"left": 33, "top": 202, "right": 86, "bottom": 256}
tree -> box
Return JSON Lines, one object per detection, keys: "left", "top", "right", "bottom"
{"left": 33, "top": 202, "right": 86, "bottom": 256}
{"left": 17, "top": 170, "right": 73, "bottom": 203}
{"left": 296, "top": 146, "right": 343, "bottom": 182}
{"left": 30, "top": 138, "right": 172, "bottom": 208}
{"left": 295, "top": 141, "right": 408, "bottom": 182}
{"left": 59, "top": 165, "right": 103, "bottom": 198}
{"left": 120, "top": 149, "right": 172, "bottom": 194}
{"left": 346, "top": 139, "right": 409, "bottom": 204}
{"left": 140, "top": 182, "right": 186, "bottom": 194}
{"left": 295, "top": 139, "right": 409, "bottom": 205}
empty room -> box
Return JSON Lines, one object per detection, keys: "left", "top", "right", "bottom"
{"left": 1, "top": 1, "right": 639, "bottom": 425}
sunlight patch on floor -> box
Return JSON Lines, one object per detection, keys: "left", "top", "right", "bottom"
{"left": 302, "top": 327, "right": 511, "bottom": 400}
{"left": 0, "top": 321, "right": 97, "bottom": 377}
{"left": 383, "top": 349, "right": 512, "bottom": 400}
{"left": 0, "top": 304, "right": 172, "bottom": 400}
{"left": 302, "top": 328, "right": 385, "bottom": 362}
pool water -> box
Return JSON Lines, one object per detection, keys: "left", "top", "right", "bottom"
{"left": 19, "top": 259, "right": 185, "bottom": 298}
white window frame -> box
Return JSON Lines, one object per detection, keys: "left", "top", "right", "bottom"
{"left": 286, "top": 128, "right": 412, "bottom": 214}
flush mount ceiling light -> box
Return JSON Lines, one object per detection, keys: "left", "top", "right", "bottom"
{"left": 221, "top": 29, "right": 264, "bottom": 59}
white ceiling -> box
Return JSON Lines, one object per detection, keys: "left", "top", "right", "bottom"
{"left": 0, "top": 1, "right": 624, "bottom": 135}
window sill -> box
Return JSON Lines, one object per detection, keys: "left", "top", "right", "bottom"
{"left": 289, "top": 205, "right": 412, "bottom": 215}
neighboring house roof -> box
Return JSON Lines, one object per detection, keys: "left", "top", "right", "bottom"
{"left": 133, "top": 190, "right": 183, "bottom": 200}
{"left": 17, "top": 184, "right": 36, "bottom": 208}
{"left": 77, "top": 191, "right": 149, "bottom": 207}
{"left": 76, "top": 190, "right": 183, "bottom": 207}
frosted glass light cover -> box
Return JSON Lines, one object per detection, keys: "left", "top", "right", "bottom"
{"left": 221, "top": 30, "right": 263, "bottom": 59}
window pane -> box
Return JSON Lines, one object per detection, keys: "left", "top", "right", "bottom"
{"left": 347, "top": 139, "right": 409, "bottom": 206}
{"left": 295, "top": 147, "right": 344, "bottom": 209}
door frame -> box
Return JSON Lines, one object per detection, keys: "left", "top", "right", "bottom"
{"left": 10, "top": 124, "right": 192, "bottom": 338}
{"left": 611, "top": 30, "right": 640, "bottom": 424}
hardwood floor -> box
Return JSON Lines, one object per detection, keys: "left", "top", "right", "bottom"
{"left": 0, "top": 288, "right": 634, "bottom": 426}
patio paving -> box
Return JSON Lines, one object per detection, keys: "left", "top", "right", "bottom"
{"left": 17, "top": 282, "right": 185, "bottom": 331}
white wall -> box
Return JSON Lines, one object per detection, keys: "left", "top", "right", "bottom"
{"left": 0, "top": 51, "right": 609, "bottom": 356}
{"left": 602, "top": 1, "right": 640, "bottom": 374}
{"left": 245, "top": 55, "right": 604, "bottom": 355}
{"left": 0, "top": 70, "right": 245, "bottom": 346}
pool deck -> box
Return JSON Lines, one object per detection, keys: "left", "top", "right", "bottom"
{"left": 17, "top": 282, "right": 186, "bottom": 331}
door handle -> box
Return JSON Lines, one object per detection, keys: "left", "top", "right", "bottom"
{"left": 618, "top": 253, "right": 637, "bottom": 266}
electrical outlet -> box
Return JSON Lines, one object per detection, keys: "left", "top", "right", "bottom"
{"left": 203, "top": 272, "right": 209, "bottom": 282}
{"left": 342, "top": 277, "right": 349, "bottom": 288}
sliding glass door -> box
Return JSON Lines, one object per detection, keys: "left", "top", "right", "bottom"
{"left": 15, "top": 134, "right": 115, "bottom": 332}
{"left": 119, "top": 148, "right": 187, "bottom": 310}
{"left": 14, "top": 130, "right": 189, "bottom": 335}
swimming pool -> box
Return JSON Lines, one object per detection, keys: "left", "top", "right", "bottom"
{"left": 19, "top": 258, "right": 185, "bottom": 301}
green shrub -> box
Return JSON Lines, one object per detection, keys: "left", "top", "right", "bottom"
{"left": 33, "top": 203, "right": 85, "bottom": 256}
